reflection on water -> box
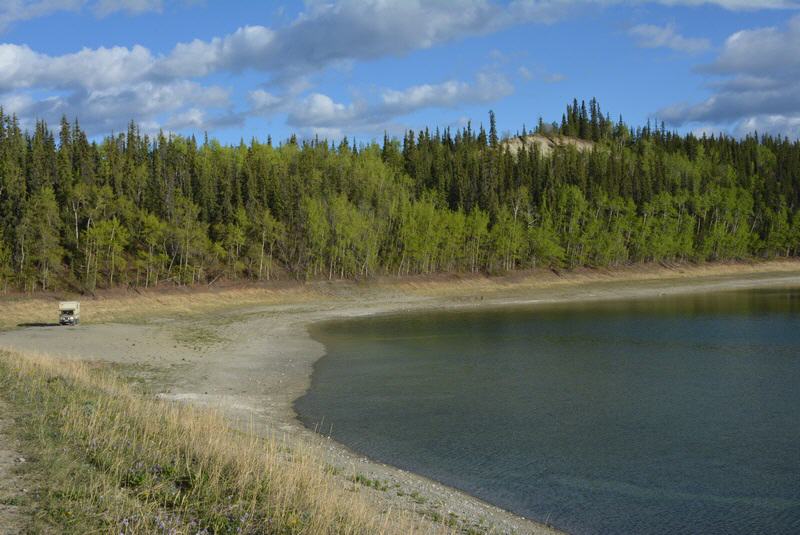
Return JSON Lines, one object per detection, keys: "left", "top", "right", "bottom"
{"left": 294, "top": 288, "right": 800, "bottom": 535}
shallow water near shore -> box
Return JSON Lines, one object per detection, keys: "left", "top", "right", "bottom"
{"left": 295, "top": 287, "right": 800, "bottom": 535}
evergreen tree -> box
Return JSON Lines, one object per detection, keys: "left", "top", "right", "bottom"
{"left": 0, "top": 99, "right": 796, "bottom": 290}
{"left": 489, "top": 110, "right": 498, "bottom": 148}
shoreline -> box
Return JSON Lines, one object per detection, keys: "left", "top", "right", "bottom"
{"left": 1, "top": 260, "right": 800, "bottom": 533}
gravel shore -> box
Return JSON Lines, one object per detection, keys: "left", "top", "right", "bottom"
{"left": 2, "top": 262, "right": 799, "bottom": 533}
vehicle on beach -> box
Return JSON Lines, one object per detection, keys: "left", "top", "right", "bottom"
{"left": 59, "top": 302, "right": 80, "bottom": 326}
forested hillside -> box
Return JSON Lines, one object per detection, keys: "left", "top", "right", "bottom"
{"left": 1, "top": 98, "right": 799, "bottom": 292}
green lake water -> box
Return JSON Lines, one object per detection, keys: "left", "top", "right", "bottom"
{"left": 294, "top": 288, "right": 800, "bottom": 535}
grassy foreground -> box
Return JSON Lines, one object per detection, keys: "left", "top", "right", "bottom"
{"left": 0, "top": 349, "right": 431, "bottom": 534}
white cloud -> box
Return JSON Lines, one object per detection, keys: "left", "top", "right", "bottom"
{"left": 1, "top": 80, "right": 232, "bottom": 135}
{"left": 285, "top": 73, "right": 514, "bottom": 131}
{"left": 382, "top": 81, "right": 472, "bottom": 109}
{"left": 248, "top": 89, "right": 283, "bottom": 113}
{"left": 2, "top": 0, "right": 799, "bottom": 137}
{"left": 0, "top": 0, "right": 602, "bottom": 136}
{"left": 93, "top": 0, "right": 162, "bottom": 17}
{"left": 628, "top": 23, "right": 710, "bottom": 53}
{"left": 155, "top": 25, "right": 277, "bottom": 79}
{"left": 386, "top": 71, "right": 512, "bottom": 109}
{"left": 0, "top": 0, "right": 82, "bottom": 30}
{"left": 707, "top": 16, "right": 800, "bottom": 78}
{"left": 0, "top": 1, "right": 522, "bottom": 136}
{"left": 0, "top": 1, "right": 782, "bottom": 92}
{"left": 650, "top": 0, "right": 797, "bottom": 8}
{"left": 153, "top": 1, "right": 509, "bottom": 85}
{"left": 660, "top": 15, "right": 800, "bottom": 138}
{"left": 0, "top": 43, "right": 155, "bottom": 91}
{"left": 288, "top": 93, "right": 360, "bottom": 127}
{"left": 162, "top": 106, "right": 244, "bottom": 132}
{"left": 510, "top": 0, "right": 800, "bottom": 15}
{"left": 147, "top": 1, "right": 798, "bottom": 88}
{"left": 689, "top": 124, "right": 726, "bottom": 137}
{"left": 1, "top": 0, "right": 796, "bottom": 34}
{"left": 736, "top": 114, "right": 800, "bottom": 138}
{"left": 517, "top": 65, "right": 565, "bottom": 83}
{"left": 0, "top": 0, "right": 166, "bottom": 30}
{"left": 163, "top": 108, "right": 205, "bottom": 130}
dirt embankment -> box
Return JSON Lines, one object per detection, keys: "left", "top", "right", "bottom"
{"left": 0, "top": 259, "right": 799, "bottom": 534}
{"left": 503, "top": 134, "right": 595, "bottom": 157}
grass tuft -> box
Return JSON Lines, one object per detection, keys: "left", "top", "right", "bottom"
{"left": 0, "top": 349, "right": 441, "bottom": 534}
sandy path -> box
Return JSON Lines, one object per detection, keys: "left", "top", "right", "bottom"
{"left": 1, "top": 267, "right": 799, "bottom": 533}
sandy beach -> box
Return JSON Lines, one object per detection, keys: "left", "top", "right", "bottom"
{"left": 2, "top": 261, "right": 800, "bottom": 534}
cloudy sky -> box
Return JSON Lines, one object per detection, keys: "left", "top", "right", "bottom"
{"left": 1, "top": 0, "right": 799, "bottom": 143}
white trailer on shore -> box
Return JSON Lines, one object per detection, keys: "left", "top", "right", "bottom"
{"left": 59, "top": 301, "right": 80, "bottom": 326}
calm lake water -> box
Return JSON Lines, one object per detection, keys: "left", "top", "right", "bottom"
{"left": 294, "top": 289, "right": 800, "bottom": 535}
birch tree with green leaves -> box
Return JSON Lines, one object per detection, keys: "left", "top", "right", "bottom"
{"left": 0, "top": 100, "right": 798, "bottom": 291}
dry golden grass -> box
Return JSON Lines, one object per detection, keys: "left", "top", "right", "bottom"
{"left": 2, "top": 259, "right": 799, "bottom": 331}
{"left": 376, "top": 259, "right": 800, "bottom": 297}
{"left": 0, "top": 285, "right": 317, "bottom": 331}
{"left": 0, "top": 349, "right": 444, "bottom": 534}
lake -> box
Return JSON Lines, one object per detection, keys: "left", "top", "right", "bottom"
{"left": 294, "top": 288, "right": 800, "bottom": 535}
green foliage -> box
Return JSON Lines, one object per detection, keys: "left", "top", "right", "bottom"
{"left": 0, "top": 101, "right": 798, "bottom": 291}
{"left": 528, "top": 211, "right": 565, "bottom": 268}
{"left": 17, "top": 186, "right": 63, "bottom": 290}
{"left": 0, "top": 236, "right": 12, "bottom": 291}
{"left": 85, "top": 217, "right": 129, "bottom": 288}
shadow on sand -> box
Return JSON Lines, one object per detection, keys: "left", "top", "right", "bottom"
{"left": 16, "top": 322, "right": 61, "bottom": 328}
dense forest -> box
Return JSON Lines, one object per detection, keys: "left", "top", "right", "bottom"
{"left": 1, "top": 98, "right": 799, "bottom": 292}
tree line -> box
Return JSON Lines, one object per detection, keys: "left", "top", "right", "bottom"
{"left": 1, "top": 99, "right": 799, "bottom": 292}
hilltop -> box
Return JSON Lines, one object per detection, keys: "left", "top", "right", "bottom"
{"left": 0, "top": 98, "right": 799, "bottom": 294}
{"left": 503, "top": 133, "right": 596, "bottom": 156}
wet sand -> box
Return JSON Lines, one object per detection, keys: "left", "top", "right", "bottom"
{"left": 1, "top": 262, "right": 799, "bottom": 533}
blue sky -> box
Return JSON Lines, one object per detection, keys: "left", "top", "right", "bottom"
{"left": 1, "top": 0, "right": 799, "bottom": 144}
